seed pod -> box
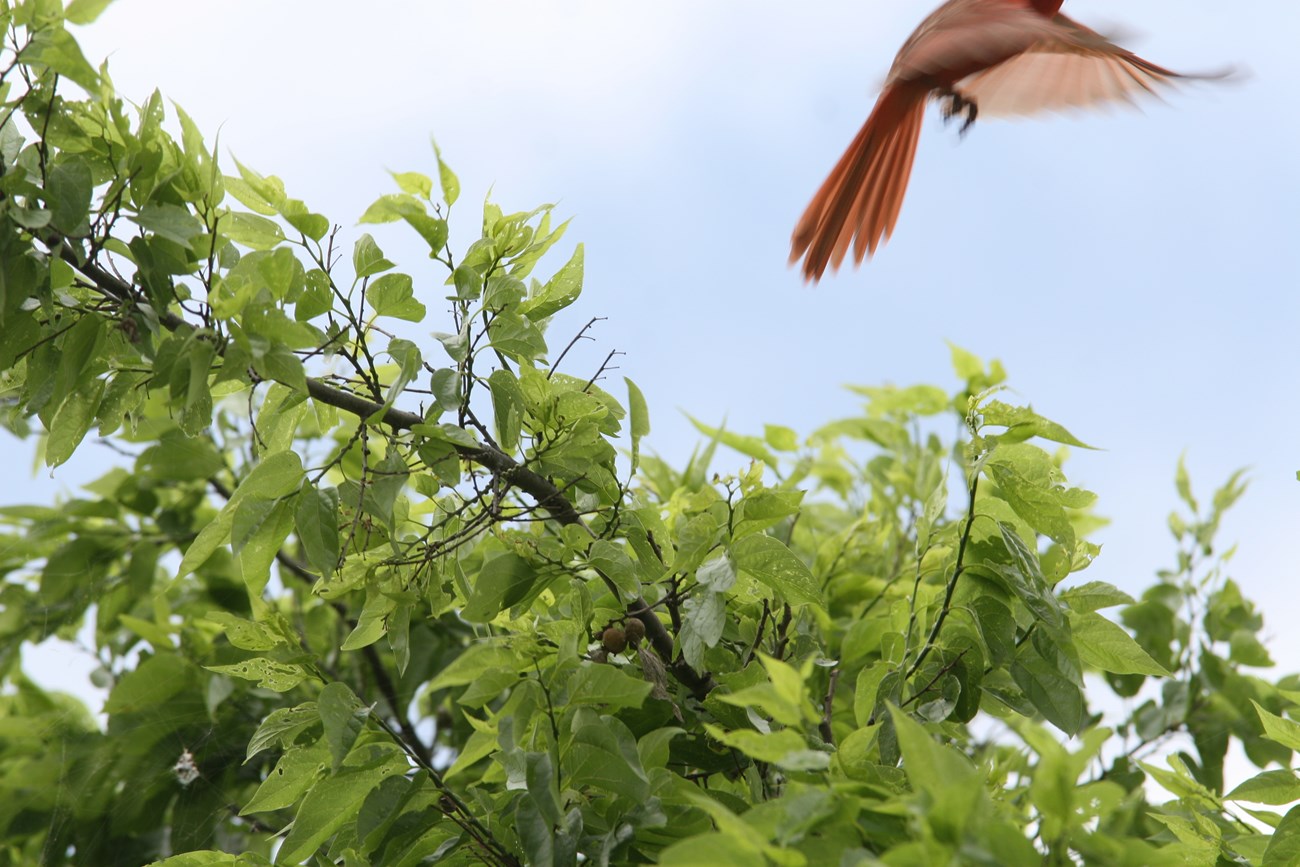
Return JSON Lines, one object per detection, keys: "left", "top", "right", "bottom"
{"left": 602, "top": 626, "right": 628, "bottom": 654}
{"left": 623, "top": 617, "right": 646, "bottom": 646}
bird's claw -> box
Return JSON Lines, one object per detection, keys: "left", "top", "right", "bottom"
{"left": 941, "top": 92, "right": 978, "bottom": 137}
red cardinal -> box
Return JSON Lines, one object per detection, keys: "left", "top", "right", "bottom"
{"left": 790, "top": 0, "right": 1227, "bottom": 281}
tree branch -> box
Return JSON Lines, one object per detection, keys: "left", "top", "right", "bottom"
{"left": 906, "top": 466, "right": 981, "bottom": 679}
{"left": 59, "top": 236, "right": 716, "bottom": 699}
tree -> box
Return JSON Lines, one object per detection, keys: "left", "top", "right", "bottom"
{"left": 1, "top": 4, "right": 1297, "bottom": 865}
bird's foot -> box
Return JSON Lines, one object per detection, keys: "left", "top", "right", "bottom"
{"left": 941, "top": 91, "right": 978, "bottom": 138}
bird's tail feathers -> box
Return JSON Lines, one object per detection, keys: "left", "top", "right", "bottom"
{"left": 790, "top": 84, "right": 927, "bottom": 282}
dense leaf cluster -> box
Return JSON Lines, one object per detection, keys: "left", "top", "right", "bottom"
{"left": 1, "top": 3, "right": 1297, "bottom": 865}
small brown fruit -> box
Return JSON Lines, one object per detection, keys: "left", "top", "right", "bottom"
{"left": 591, "top": 648, "right": 609, "bottom": 664}
{"left": 623, "top": 618, "right": 646, "bottom": 646}
{"left": 602, "top": 626, "right": 628, "bottom": 654}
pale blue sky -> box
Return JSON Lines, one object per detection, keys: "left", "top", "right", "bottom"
{"left": 11, "top": 1, "right": 1300, "bottom": 701}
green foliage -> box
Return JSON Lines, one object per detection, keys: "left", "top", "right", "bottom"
{"left": 0, "top": 5, "right": 1297, "bottom": 865}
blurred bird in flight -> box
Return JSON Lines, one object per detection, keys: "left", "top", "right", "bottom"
{"left": 790, "top": 0, "right": 1230, "bottom": 282}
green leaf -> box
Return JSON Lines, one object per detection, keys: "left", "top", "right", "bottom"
{"left": 368, "top": 272, "right": 425, "bottom": 321}
{"left": 242, "top": 742, "right": 329, "bottom": 814}
{"left": 703, "top": 725, "right": 830, "bottom": 772}
{"left": 564, "top": 722, "right": 650, "bottom": 799}
{"left": 764, "top": 424, "right": 799, "bottom": 452}
{"left": 279, "top": 199, "right": 329, "bottom": 241}
{"left": 430, "top": 326, "right": 470, "bottom": 363}
{"left": 352, "top": 234, "right": 394, "bottom": 278}
{"left": 26, "top": 26, "right": 100, "bottom": 90}
{"left": 452, "top": 264, "right": 483, "bottom": 301}
{"left": 735, "top": 489, "right": 804, "bottom": 536}
{"left": 45, "top": 379, "right": 104, "bottom": 467}
{"left": 138, "top": 203, "right": 204, "bottom": 245}
{"left": 1253, "top": 702, "right": 1300, "bottom": 752}
{"left": 626, "top": 376, "right": 650, "bottom": 465}
{"left": 204, "top": 612, "right": 289, "bottom": 652}
{"left": 487, "top": 369, "right": 525, "bottom": 452}
{"left": 103, "top": 653, "right": 193, "bottom": 714}
{"left": 462, "top": 553, "right": 538, "bottom": 622}
{"left": 65, "top": 0, "right": 117, "bottom": 25}
{"left": 117, "top": 614, "right": 176, "bottom": 650}
{"left": 231, "top": 497, "right": 294, "bottom": 596}
{"left": 177, "top": 506, "right": 234, "bottom": 578}
{"left": 717, "top": 677, "right": 803, "bottom": 728}
{"left": 988, "top": 521, "right": 1067, "bottom": 630}
{"left": 366, "top": 337, "right": 422, "bottom": 426}
{"left": 659, "top": 834, "right": 763, "bottom": 867}
{"left": 1059, "top": 581, "right": 1134, "bottom": 613}
{"left": 568, "top": 664, "right": 653, "bottom": 710}
{"left": 847, "top": 383, "right": 949, "bottom": 417}
{"left": 426, "top": 643, "right": 518, "bottom": 692}
{"left": 8, "top": 206, "right": 52, "bottom": 230}
{"left": 679, "top": 591, "right": 725, "bottom": 669}
{"left": 52, "top": 314, "right": 104, "bottom": 413}
{"left": 358, "top": 192, "right": 421, "bottom": 224}
{"left": 1070, "top": 612, "right": 1170, "bottom": 676}
{"left": 236, "top": 451, "right": 305, "bottom": 499}
{"left": 206, "top": 658, "right": 310, "bottom": 692}
{"left": 341, "top": 589, "right": 396, "bottom": 651}
{"left": 853, "top": 662, "right": 890, "bottom": 727}
{"left": 520, "top": 244, "right": 582, "bottom": 320}
{"left": 389, "top": 170, "right": 432, "bottom": 198}
{"left": 219, "top": 211, "right": 285, "bottom": 250}
{"left": 319, "top": 682, "right": 370, "bottom": 770}
{"left": 487, "top": 312, "right": 547, "bottom": 363}
{"left": 387, "top": 603, "right": 411, "bottom": 678}
{"left": 147, "top": 854, "right": 273, "bottom": 867}
{"left": 888, "top": 705, "right": 977, "bottom": 799}
{"left": 1141, "top": 755, "right": 1220, "bottom": 805}
{"left": 358, "top": 194, "right": 447, "bottom": 252}
{"left": 432, "top": 139, "right": 460, "bottom": 206}
{"left": 253, "top": 342, "right": 307, "bottom": 391}
{"left": 687, "top": 415, "right": 778, "bottom": 469}
{"left": 297, "top": 268, "right": 333, "bottom": 320}
{"left": 246, "top": 703, "right": 320, "bottom": 761}
{"left": 224, "top": 169, "right": 280, "bottom": 215}
{"left": 588, "top": 539, "right": 640, "bottom": 599}
{"left": 275, "top": 745, "right": 410, "bottom": 864}
{"left": 1227, "top": 770, "right": 1300, "bottom": 805}
{"left": 980, "top": 400, "right": 1095, "bottom": 448}
{"left": 697, "top": 553, "right": 736, "bottom": 591}
{"left": 295, "top": 484, "right": 340, "bottom": 578}
{"left": 731, "top": 534, "right": 820, "bottom": 606}
{"left": 985, "top": 445, "right": 1092, "bottom": 550}
{"left": 514, "top": 797, "right": 555, "bottom": 867}
{"left": 411, "top": 422, "right": 478, "bottom": 449}
{"left": 949, "top": 342, "right": 985, "bottom": 382}
{"left": 179, "top": 338, "right": 216, "bottom": 436}
{"left": 46, "top": 155, "right": 93, "bottom": 233}
{"left": 1175, "top": 453, "right": 1199, "bottom": 513}
{"left": 1011, "top": 636, "right": 1085, "bottom": 735}
{"left": 445, "top": 729, "right": 500, "bottom": 780}
{"left": 1264, "top": 805, "right": 1300, "bottom": 866}
{"left": 484, "top": 273, "right": 525, "bottom": 308}
{"left": 638, "top": 727, "right": 684, "bottom": 770}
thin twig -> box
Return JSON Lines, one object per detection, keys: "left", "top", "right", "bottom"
{"left": 549, "top": 316, "right": 604, "bottom": 379}
{"left": 906, "top": 467, "right": 981, "bottom": 679}
{"left": 819, "top": 668, "right": 841, "bottom": 744}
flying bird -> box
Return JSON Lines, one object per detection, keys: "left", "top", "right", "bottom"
{"left": 790, "top": 0, "right": 1229, "bottom": 282}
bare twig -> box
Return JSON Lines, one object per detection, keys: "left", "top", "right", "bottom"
{"left": 549, "top": 316, "right": 604, "bottom": 379}
{"left": 819, "top": 668, "right": 841, "bottom": 745}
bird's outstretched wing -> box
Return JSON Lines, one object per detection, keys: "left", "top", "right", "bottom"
{"left": 953, "top": 14, "right": 1230, "bottom": 117}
